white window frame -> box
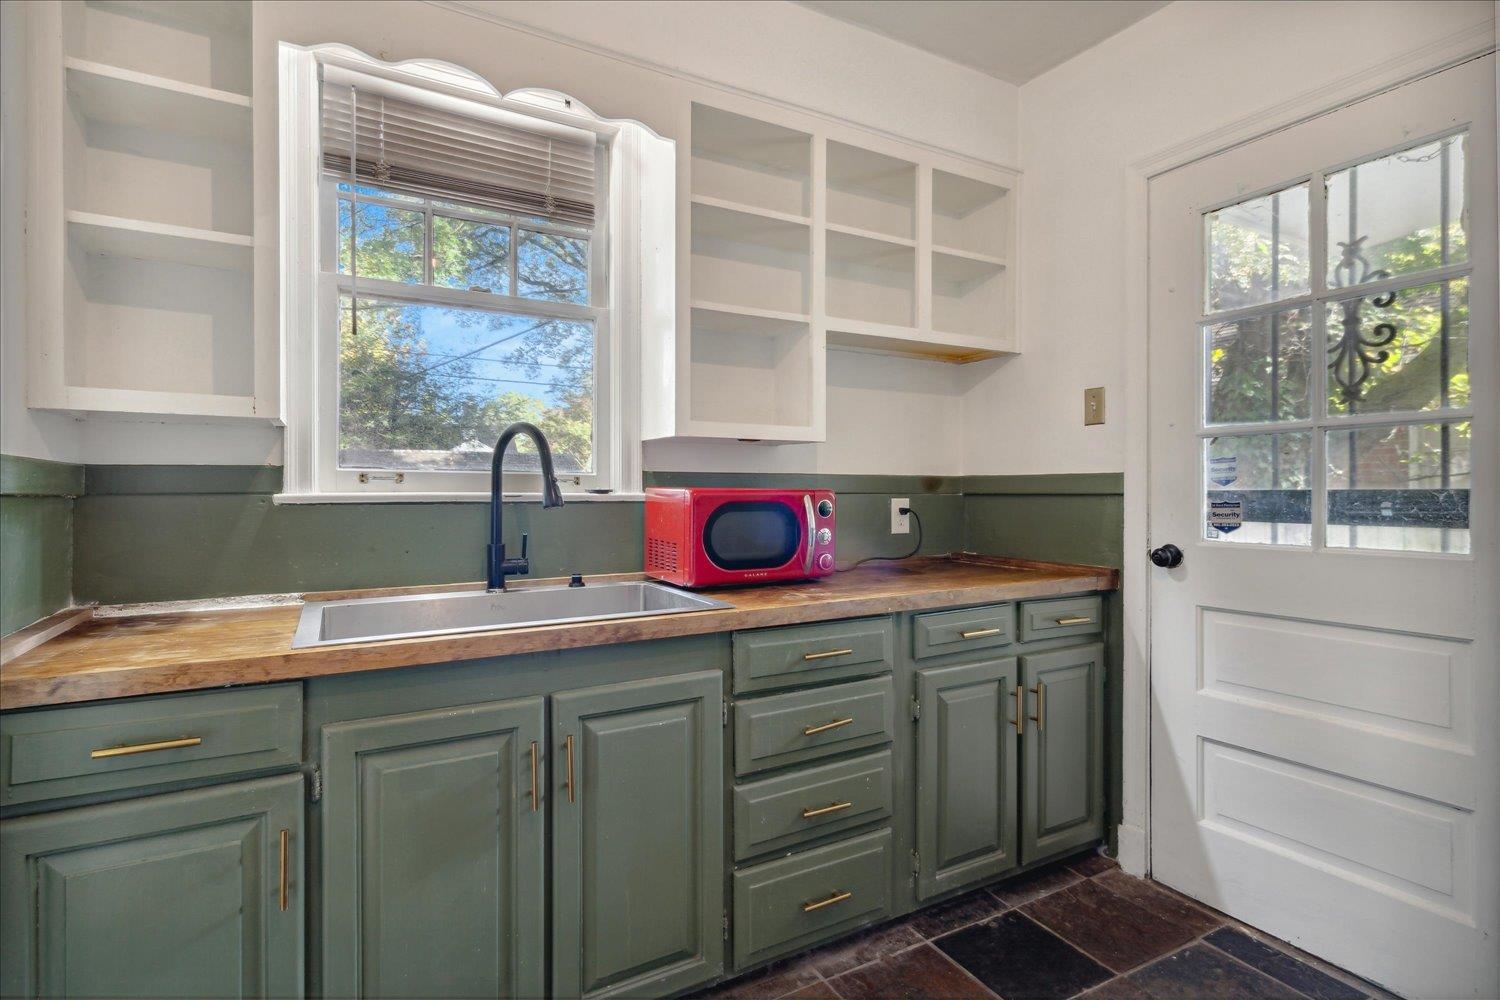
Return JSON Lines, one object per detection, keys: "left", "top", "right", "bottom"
{"left": 278, "top": 43, "right": 661, "bottom": 503}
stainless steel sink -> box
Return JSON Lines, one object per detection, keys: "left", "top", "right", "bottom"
{"left": 291, "top": 580, "right": 731, "bottom": 649}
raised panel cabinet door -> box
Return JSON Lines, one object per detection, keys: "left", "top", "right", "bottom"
{"left": 1021, "top": 644, "right": 1105, "bottom": 862}
{"left": 915, "top": 657, "right": 1020, "bottom": 900}
{"left": 0, "top": 773, "right": 304, "bottom": 1000}
{"left": 320, "top": 698, "right": 545, "bottom": 1000}
{"left": 552, "top": 670, "right": 724, "bottom": 999}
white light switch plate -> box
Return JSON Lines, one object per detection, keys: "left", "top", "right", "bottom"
{"left": 891, "top": 498, "right": 910, "bottom": 534}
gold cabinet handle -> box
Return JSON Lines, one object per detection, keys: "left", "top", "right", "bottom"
{"left": 1054, "top": 616, "right": 1093, "bottom": 626}
{"left": 801, "top": 801, "right": 854, "bottom": 819}
{"left": 564, "top": 734, "right": 576, "bottom": 804}
{"left": 1029, "top": 681, "right": 1046, "bottom": 731}
{"left": 278, "top": 828, "right": 289, "bottom": 913}
{"left": 1013, "top": 683, "right": 1025, "bottom": 734}
{"left": 529, "top": 740, "right": 540, "bottom": 813}
{"left": 90, "top": 736, "right": 202, "bottom": 759}
{"left": 960, "top": 627, "right": 1003, "bottom": 639}
{"left": 803, "top": 648, "right": 854, "bottom": 661}
{"left": 803, "top": 717, "right": 854, "bottom": 736}
{"left": 802, "top": 890, "right": 853, "bottom": 913}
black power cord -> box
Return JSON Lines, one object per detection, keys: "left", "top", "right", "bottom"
{"left": 838, "top": 506, "right": 922, "bottom": 572}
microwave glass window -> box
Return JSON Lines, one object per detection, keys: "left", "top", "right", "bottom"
{"left": 705, "top": 502, "right": 801, "bottom": 570}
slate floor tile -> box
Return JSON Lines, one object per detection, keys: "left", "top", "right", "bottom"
{"left": 908, "top": 888, "right": 1009, "bottom": 939}
{"left": 1205, "top": 927, "right": 1366, "bottom": 1000}
{"left": 1066, "top": 851, "right": 1120, "bottom": 878}
{"left": 1119, "top": 944, "right": 1304, "bottom": 1000}
{"left": 1024, "top": 878, "right": 1201, "bottom": 973}
{"left": 936, "top": 911, "right": 1113, "bottom": 999}
{"left": 693, "top": 955, "right": 822, "bottom": 1000}
{"left": 989, "top": 863, "right": 1084, "bottom": 908}
{"left": 831, "top": 943, "right": 995, "bottom": 1000}
{"left": 1077, "top": 978, "right": 1154, "bottom": 1000}
{"left": 785, "top": 980, "right": 844, "bottom": 1000}
{"left": 1092, "top": 871, "right": 1223, "bottom": 938}
{"left": 809, "top": 920, "right": 925, "bottom": 977}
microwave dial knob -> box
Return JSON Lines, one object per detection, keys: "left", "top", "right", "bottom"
{"left": 817, "top": 499, "right": 834, "bottom": 518}
{"left": 817, "top": 553, "right": 834, "bottom": 571}
{"left": 816, "top": 527, "right": 832, "bottom": 546}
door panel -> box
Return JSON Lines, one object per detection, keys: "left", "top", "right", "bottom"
{"left": 1147, "top": 56, "right": 1498, "bottom": 999}
{"left": 0, "top": 774, "right": 304, "bottom": 999}
{"left": 552, "top": 671, "right": 724, "bottom": 999}
{"left": 915, "top": 657, "right": 1019, "bottom": 899}
{"left": 1021, "top": 645, "right": 1103, "bottom": 862}
{"left": 321, "top": 699, "right": 544, "bottom": 1000}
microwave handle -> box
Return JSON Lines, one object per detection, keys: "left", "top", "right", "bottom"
{"left": 803, "top": 494, "right": 816, "bottom": 575}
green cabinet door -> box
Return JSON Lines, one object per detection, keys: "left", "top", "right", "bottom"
{"left": 552, "top": 671, "right": 724, "bottom": 999}
{"left": 320, "top": 698, "right": 545, "bottom": 1000}
{"left": 1021, "top": 644, "right": 1105, "bottom": 862}
{"left": 915, "top": 657, "right": 1020, "bottom": 900}
{"left": 0, "top": 773, "right": 304, "bottom": 999}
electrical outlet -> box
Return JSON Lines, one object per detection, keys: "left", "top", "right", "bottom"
{"left": 891, "top": 498, "right": 910, "bottom": 534}
{"left": 1084, "top": 387, "right": 1106, "bottom": 425}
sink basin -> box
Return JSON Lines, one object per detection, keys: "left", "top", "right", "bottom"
{"left": 292, "top": 581, "right": 732, "bottom": 649}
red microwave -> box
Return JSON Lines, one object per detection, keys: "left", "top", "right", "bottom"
{"left": 645, "top": 487, "right": 837, "bottom": 588}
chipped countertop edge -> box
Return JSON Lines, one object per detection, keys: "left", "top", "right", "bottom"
{"left": 0, "top": 555, "right": 1119, "bottom": 711}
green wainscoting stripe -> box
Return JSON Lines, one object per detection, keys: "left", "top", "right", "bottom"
{"left": 961, "top": 473, "right": 1124, "bottom": 496}
{"left": 0, "top": 455, "right": 85, "bottom": 497}
{"left": 86, "top": 464, "right": 284, "bottom": 495}
{"left": 644, "top": 472, "right": 963, "bottom": 494}
{"left": 1, "top": 496, "right": 75, "bottom": 635}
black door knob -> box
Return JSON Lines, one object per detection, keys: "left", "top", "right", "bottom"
{"left": 1150, "top": 544, "right": 1184, "bottom": 568}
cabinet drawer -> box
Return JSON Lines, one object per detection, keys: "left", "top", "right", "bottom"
{"left": 1, "top": 685, "right": 303, "bottom": 807}
{"left": 733, "top": 618, "right": 893, "bottom": 695}
{"left": 733, "top": 828, "right": 893, "bottom": 968}
{"left": 733, "top": 677, "right": 894, "bottom": 777}
{"left": 913, "top": 604, "right": 1014, "bottom": 659}
{"left": 1018, "top": 595, "right": 1104, "bottom": 642}
{"left": 733, "top": 750, "right": 893, "bottom": 860}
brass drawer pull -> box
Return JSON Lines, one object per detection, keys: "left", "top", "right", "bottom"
{"left": 803, "top": 890, "right": 853, "bottom": 913}
{"left": 1054, "top": 615, "right": 1094, "bottom": 626}
{"left": 1029, "top": 681, "right": 1046, "bottom": 731}
{"left": 960, "top": 627, "right": 1003, "bottom": 639}
{"left": 803, "top": 717, "right": 855, "bottom": 736}
{"left": 802, "top": 801, "right": 854, "bottom": 819}
{"left": 529, "top": 740, "right": 540, "bottom": 812}
{"left": 564, "top": 734, "right": 576, "bottom": 804}
{"left": 90, "top": 736, "right": 202, "bottom": 760}
{"left": 1013, "top": 683, "right": 1025, "bottom": 734}
{"left": 803, "top": 648, "right": 854, "bottom": 661}
{"left": 278, "top": 828, "right": 289, "bottom": 912}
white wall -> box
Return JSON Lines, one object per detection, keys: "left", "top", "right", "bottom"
{"left": 961, "top": 0, "right": 1497, "bottom": 475}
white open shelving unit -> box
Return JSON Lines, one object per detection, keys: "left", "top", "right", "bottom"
{"left": 27, "top": 0, "right": 270, "bottom": 421}
{"left": 652, "top": 97, "right": 1019, "bottom": 443}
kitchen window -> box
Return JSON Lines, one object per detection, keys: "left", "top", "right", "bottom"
{"left": 279, "top": 46, "right": 671, "bottom": 501}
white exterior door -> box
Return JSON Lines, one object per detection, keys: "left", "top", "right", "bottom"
{"left": 1148, "top": 56, "right": 1498, "bottom": 999}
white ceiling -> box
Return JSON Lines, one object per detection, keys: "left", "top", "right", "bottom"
{"left": 796, "top": 0, "right": 1169, "bottom": 84}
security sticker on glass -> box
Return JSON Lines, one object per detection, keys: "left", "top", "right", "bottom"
{"left": 1207, "top": 499, "right": 1244, "bottom": 535}
{"left": 1208, "top": 453, "right": 1237, "bottom": 488}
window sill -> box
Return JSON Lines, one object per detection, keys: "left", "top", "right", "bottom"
{"left": 273, "top": 491, "right": 646, "bottom": 505}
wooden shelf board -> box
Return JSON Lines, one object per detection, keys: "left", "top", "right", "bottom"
{"left": 827, "top": 140, "right": 917, "bottom": 200}
{"left": 65, "top": 56, "right": 251, "bottom": 141}
{"left": 827, "top": 227, "right": 915, "bottom": 271}
{"left": 690, "top": 105, "right": 811, "bottom": 173}
{"left": 932, "top": 168, "right": 1009, "bottom": 218}
{"left": 933, "top": 246, "right": 1008, "bottom": 284}
{"left": 826, "top": 317, "right": 1010, "bottom": 363}
{"left": 67, "top": 211, "right": 253, "bottom": 271}
{"left": 45, "top": 385, "right": 267, "bottom": 421}
{"left": 827, "top": 222, "right": 916, "bottom": 249}
{"left": 691, "top": 300, "right": 811, "bottom": 337}
{"left": 691, "top": 193, "right": 810, "bottom": 226}
{"left": 691, "top": 199, "right": 810, "bottom": 253}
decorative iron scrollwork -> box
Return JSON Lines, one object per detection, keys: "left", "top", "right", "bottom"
{"left": 1328, "top": 235, "right": 1397, "bottom": 402}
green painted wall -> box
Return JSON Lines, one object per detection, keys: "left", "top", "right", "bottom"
{"left": 961, "top": 473, "right": 1124, "bottom": 853}
{"left": 0, "top": 456, "right": 82, "bottom": 635}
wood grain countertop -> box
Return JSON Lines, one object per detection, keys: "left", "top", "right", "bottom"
{"left": 0, "top": 556, "right": 1117, "bottom": 710}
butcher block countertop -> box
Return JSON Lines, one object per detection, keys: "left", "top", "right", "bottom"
{"left": 0, "top": 556, "right": 1116, "bottom": 710}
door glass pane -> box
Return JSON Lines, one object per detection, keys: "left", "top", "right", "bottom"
{"left": 1206, "top": 183, "right": 1310, "bottom": 312}
{"left": 1326, "top": 422, "right": 1470, "bottom": 553}
{"left": 1326, "top": 278, "right": 1468, "bottom": 415}
{"left": 1327, "top": 134, "right": 1467, "bottom": 288}
{"left": 1205, "top": 306, "right": 1311, "bottom": 425}
{"left": 1204, "top": 432, "right": 1312, "bottom": 545}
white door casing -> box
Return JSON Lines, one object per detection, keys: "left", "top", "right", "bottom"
{"left": 1148, "top": 55, "right": 1498, "bottom": 1000}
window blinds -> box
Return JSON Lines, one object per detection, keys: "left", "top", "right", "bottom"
{"left": 321, "top": 79, "right": 597, "bottom": 227}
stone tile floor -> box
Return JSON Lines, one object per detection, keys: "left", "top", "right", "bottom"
{"left": 696, "top": 851, "right": 1391, "bottom": 1000}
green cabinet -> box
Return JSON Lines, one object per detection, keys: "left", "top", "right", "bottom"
{"left": 914, "top": 657, "right": 1020, "bottom": 900}
{"left": 0, "top": 773, "right": 304, "bottom": 999}
{"left": 552, "top": 671, "right": 724, "bottom": 999}
{"left": 320, "top": 698, "right": 545, "bottom": 1000}
{"left": 1021, "top": 644, "right": 1105, "bottom": 861}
